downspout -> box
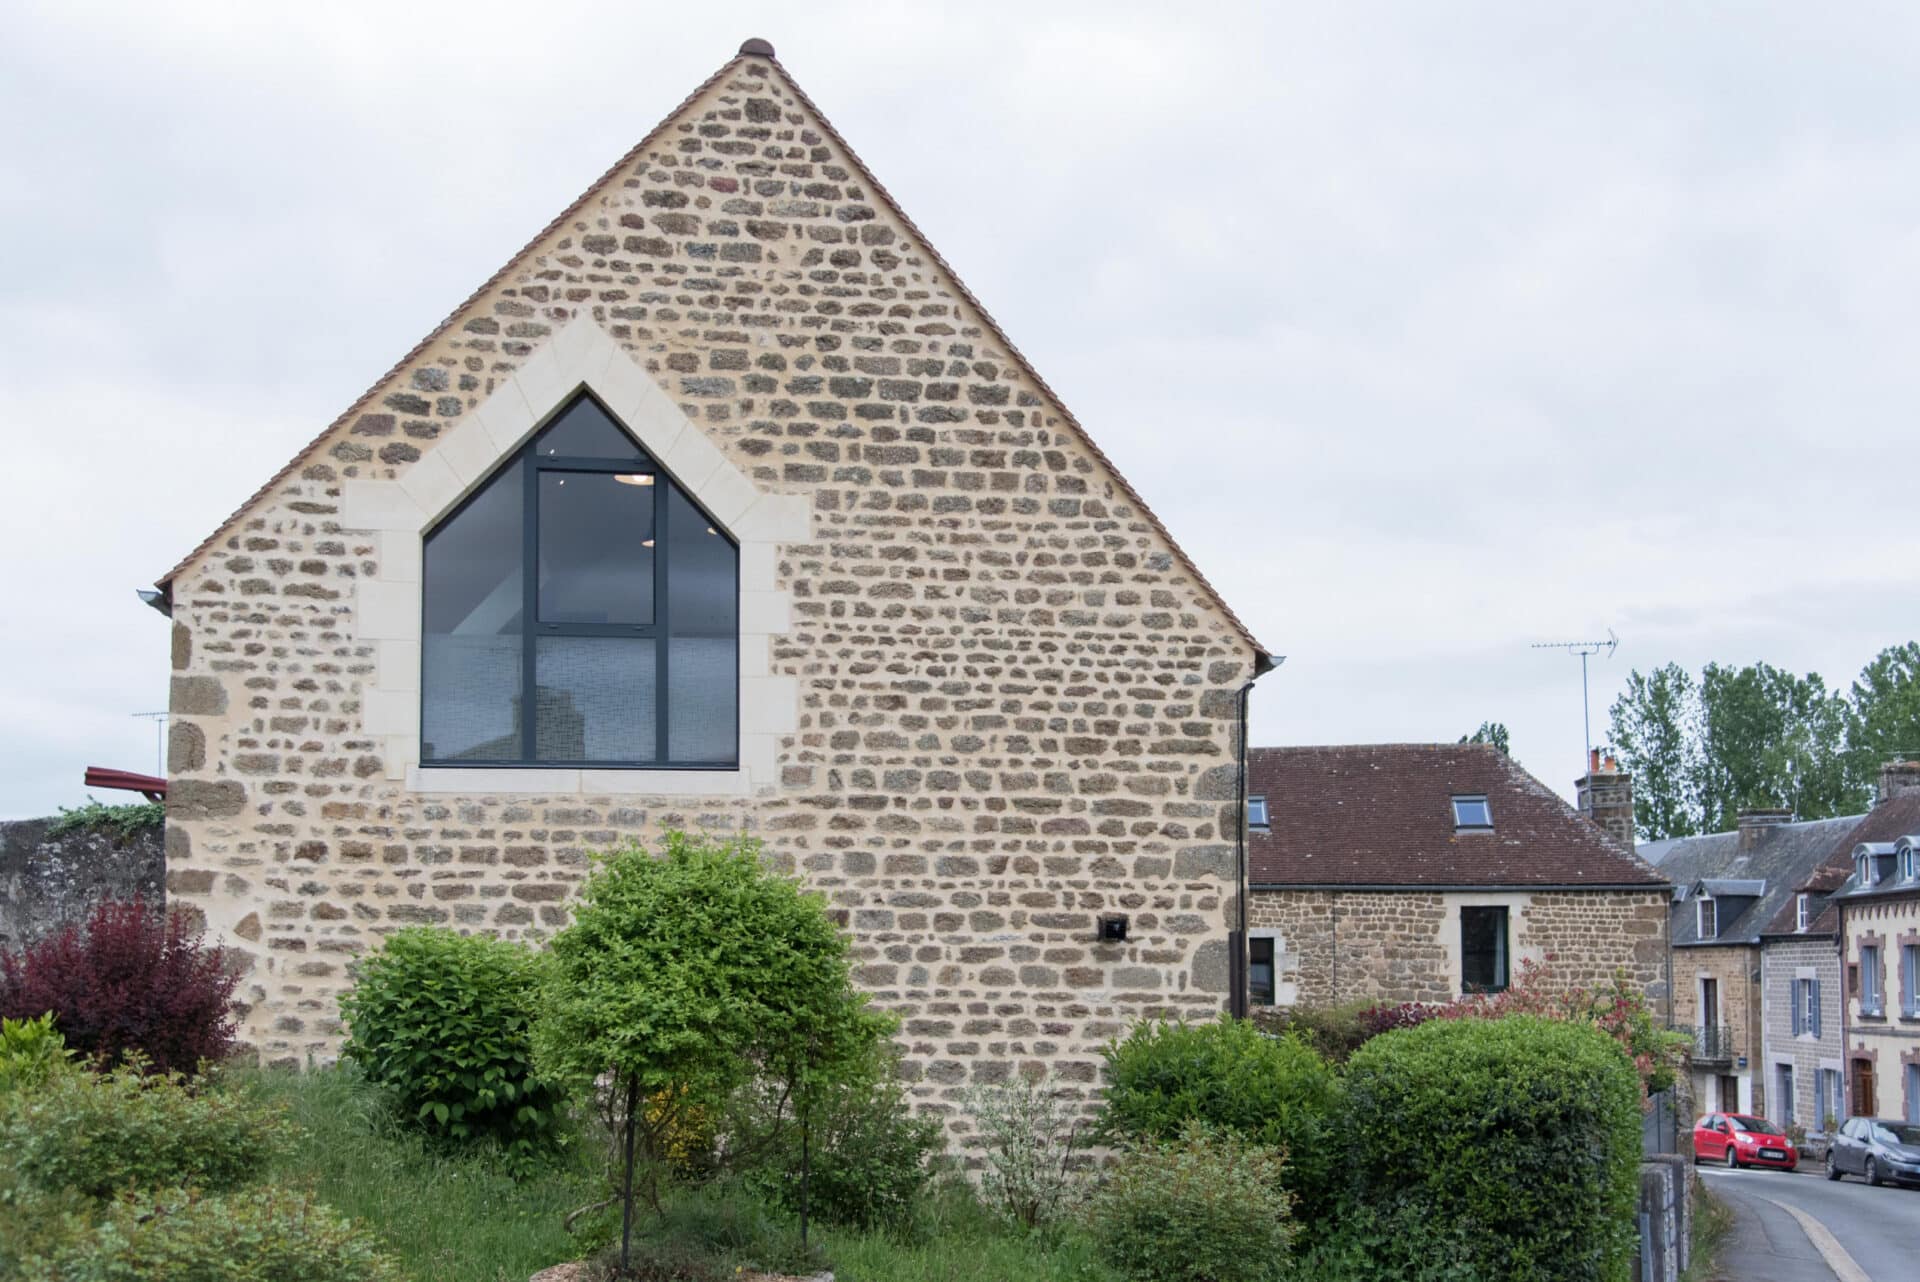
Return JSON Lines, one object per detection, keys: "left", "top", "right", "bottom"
{"left": 1229, "top": 652, "right": 1281, "bottom": 1019}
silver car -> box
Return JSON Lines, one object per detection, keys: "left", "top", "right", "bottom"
{"left": 1825, "top": 1117, "right": 1920, "bottom": 1187}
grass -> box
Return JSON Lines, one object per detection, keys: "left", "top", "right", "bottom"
{"left": 246, "top": 1067, "right": 603, "bottom": 1282}
{"left": 1684, "top": 1173, "right": 1736, "bottom": 1282}
{"left": 252, "top": 1067, "right": 1122, "bottom": 1282}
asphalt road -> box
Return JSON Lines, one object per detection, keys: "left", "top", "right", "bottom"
{"left": 1701, "top": 1163, "right": 1920, "bottom": 1282}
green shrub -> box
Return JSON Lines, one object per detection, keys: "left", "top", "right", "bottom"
{"left": 967, "top": 1075, "right": 1089, "bottom": 1231}
{"left": 1283, "top": 1197, "right": 1484, "bottom": 1282}
{"left": 1248, "top": 1000, "right": 1377, "bottom": 1064}
{"left": 731, "top": 1039, "right": 941, "bottom": 1231}
{"left": 1343, "top": 1015, "right": 1642, "bottom": 1282}
{"left": 20, "top": 1186, "right": 403, "bottom": 1281}
{"left": 1099, "top": 1017, "right": 1340, "bottom": 1217}
{"left": 1084, "top": 1123, "right": 1295, "bottom": 1282}
{"left": 46, "top": 798, "right": 166, "bottom": 841}
{"left": 595, "top": 1180, "right": 826, "bottom": 1282}
{"left": 3, "top": 1062, "right": 286, "bottom": 1199}
{"left": 341, "top": 926, "right": 568, "bottom": 1164}
{"left": 0, "top": 1013, "right": 71, "bottom": 1093}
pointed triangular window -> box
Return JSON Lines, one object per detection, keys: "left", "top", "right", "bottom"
{"left": 421, "top": 392, "right": 738, "bottom": 767}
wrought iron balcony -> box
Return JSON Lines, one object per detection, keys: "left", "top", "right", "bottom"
{"left": 1690, "top": 1023, "right": 1734, "bottom": 1064}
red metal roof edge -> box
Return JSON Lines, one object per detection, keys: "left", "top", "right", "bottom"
{"left": 156, "top": 47, "right": 1270, "bottom": 662}
{"left": 83, "top": 766, "right": 168, "bottom": 799}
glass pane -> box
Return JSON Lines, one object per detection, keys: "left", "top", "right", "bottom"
{"left": 538, "top": 472, "right": 654, "bottom": 624}
{"left": 423, "top": 459, "right": 525, "bottom": 761}
{"left": 535, "top": 395, "right": 644, "bottom": 459}
{"left": 424, "top": 460, "right": 523, "bottom": 634}
{"left": 422, "top": 635, "right": 522, "bottom": 761}
{"left": 665, "top": 485, "right": 737, "bottom": 763}
{"left": 534, "top": 636, "right": 656, "bottom": 762}
{"left": 1461, "top": 907, "right": 1506, "bottom": 991}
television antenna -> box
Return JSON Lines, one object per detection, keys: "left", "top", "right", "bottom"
{"left": 1530, "top": 629, "right": 1618, "bottom": 768}
{"left": 132, "top": 711, "right": 169, "bottom": 778}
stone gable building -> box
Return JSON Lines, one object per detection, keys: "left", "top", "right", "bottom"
{"left": 1242, "top": 744, "right": 1668, "bottom": 1011}
{"left": 152, "top": 40, "right": 1275, "bottom": 1132}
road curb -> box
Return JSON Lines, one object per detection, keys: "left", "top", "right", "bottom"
{"left": 1760, "top": 1194, "right": 1872, "bottom": 1282}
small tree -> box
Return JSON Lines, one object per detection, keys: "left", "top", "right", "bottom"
{"left": 533, "top": 831, "right": 885, "bottom": 1275}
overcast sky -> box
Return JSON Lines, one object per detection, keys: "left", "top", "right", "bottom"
{"left": 5, "top": 1, "right": 1919, "bottom": 819}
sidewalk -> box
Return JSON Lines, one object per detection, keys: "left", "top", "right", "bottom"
{"left": 1705, "top": 1180, "right": 1838, "bottom": 1282}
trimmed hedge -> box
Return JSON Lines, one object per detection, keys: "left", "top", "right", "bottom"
{"left": 1099, "top": 1017, "right": 1340, "bottom": 1217}
{"left": 1342, "top": 1015, "right": 1641, "bottom": 1282}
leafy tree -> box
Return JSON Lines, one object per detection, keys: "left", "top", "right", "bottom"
{"left": 1850, "top": 643, "right": 1920, "bottom": 770}
{"left": 532, "top": 831, "right": 888, "bottom": 1273}
{"left": 1459, "top": 721, "right": 1512, "bottom": 757}
{"left": 1607, "top": 663, "right": 1699, "bottom": 840}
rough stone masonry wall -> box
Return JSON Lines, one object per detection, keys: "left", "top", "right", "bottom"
{"left": 1671, "top": 942, "right": 1762, "bottom": 1113}
{"left": 160, "top": 55, "right": 1259, "bottom": 1143}
{"left": 0, "top": 817, "right": 166, "bottom": 952}
{"left": 1247, "top": 888, "right": 1669, "bottom": 1008}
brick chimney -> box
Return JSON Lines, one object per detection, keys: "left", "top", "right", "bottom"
{"left": 1737, "top": 807, "right": 1794, "bottom": 851}
{"left": 1877, "top": 760, "right": 1920, "bottom": 806}
{"left": 1577, "top": 749, "right": 1634, "bottom": 847}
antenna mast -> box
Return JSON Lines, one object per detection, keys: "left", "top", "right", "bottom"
{"left": 131, "top": 711, "right": 169, "bottom": 778}
{"left": 1531, "top": 629, "right": 1618, "bottom": 768}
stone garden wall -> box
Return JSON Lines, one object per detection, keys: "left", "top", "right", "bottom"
{"left": 0, "top": 817, "right": 165, "bottom": 952}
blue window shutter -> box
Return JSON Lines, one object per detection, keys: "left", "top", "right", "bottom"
{"left": 1812, "top": 979, "right": 1821, "bottom": 1038}
{"left": 1791, "top": 983, "right": 1803, "bottom": 1036}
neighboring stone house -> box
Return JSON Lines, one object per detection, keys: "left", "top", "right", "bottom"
{"left": 1753, "top": 777, "right": 1920, "bottom": 1138}
{"left": 1646, "top": 811, "right": 1861, "bottom": 1117}
{"left": 1831, "top": 764, "right": 1920, "bottom": 1123}
{"left": 151, "top": 40, "right": 1275, "bottom": 1133}
{"left": 1242, "top": 744, "right": 1668, "bottom": 1011}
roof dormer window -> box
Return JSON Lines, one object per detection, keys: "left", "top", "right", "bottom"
{"left": 1902, "top": 844, "right": 1919, "bottom": 882}
{"left": 1247, "top": 795, "right": 1270, "bottom": 830}
{"left": 1698, "top": 896, "right": 1717, "bottom": 940}
{"left": 1796, "top": 893, "right": 1812, "bottom": 932}
{"left": 1451, "top": 795, "right": 1492, "bottom": 830}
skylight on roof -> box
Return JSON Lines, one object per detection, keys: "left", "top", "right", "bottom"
{"left": 1452, "top": 795, "right": 1492, "bottom": 829}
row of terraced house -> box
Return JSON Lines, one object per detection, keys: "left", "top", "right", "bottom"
{"left": 1645, "top": 761, "right": 1920, "bottom": 1137}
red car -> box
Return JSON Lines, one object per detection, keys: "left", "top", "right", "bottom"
{"left": 1693, "top": 1113, "right": 1798, "bottom": 1171}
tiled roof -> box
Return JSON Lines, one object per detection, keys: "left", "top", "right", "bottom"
{"left": 1246, "top": 743, "right": 1667, "bottom": 889}
{"left": 1648, "top": 813, "right": 1862, "bottom": 946}
{"left": 1757, "top": 793, "right": 1920, "bottom": 936}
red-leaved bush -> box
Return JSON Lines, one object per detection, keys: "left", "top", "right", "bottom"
{"left": 0, "top": 898, "right": 240, "bottom": 1074}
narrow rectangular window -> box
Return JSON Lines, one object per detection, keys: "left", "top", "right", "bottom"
{"left": 1909, "top": 1064, "right": 1920, "bottom": 1125}
{"left": 1791, "top": 979, "right": 1805, "bottom": 1036}
{"left": 1698, "top": 898, "right": 1716, "bottom": 940}
{"left": 1778, "top": 1065, "right": 1795, "bottom": 1125}
{"left": 1797, "top": 894, "right": 1811, "bottom": 931}
{"left": 1460, "top": 906, "right": 1509, "bottom": 993}
{"left": 1812, "top": 978, "right": 1822, "bottom": 1039}
{"left": 1862, "top": 946, "right": 1882, "bottom": 1015}
{"left": 1248, "top": 936, "right": 1275, "bottom": 1007}
{"left": 1246, "top": 795, "right": 1269, "bottom": 830}
{"left": 1905, "top": 945, "right": 1920, "bottom": 1018}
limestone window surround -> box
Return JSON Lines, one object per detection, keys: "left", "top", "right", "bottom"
{"left": 340, "top": 314, "right": 806, "bottom": 797}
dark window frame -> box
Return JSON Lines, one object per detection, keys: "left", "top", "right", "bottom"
{"left": 418, "top": 391, "right": 740, "bottom": 770}
{"left": 1460, "top": 904, "right": 1510, "bottom": 994}
{"left": 1451, "top": 794, "right": 1492, "bottom": 829}
{"left": 1248, "top": 935, "right": 1276, "bottom": 1007}
{"left": 1247, "top": 795, "right": 1269, "bottom": 830}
